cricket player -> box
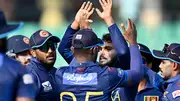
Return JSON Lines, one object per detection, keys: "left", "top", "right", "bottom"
{"left": 0, "top": 11, "right": 36, "bottom": 101}
{"left": 135, "top": 44, "right": 163, "bottom": 101}
{"left": 7, "top": 35, "right": 31, "bottom": 66}
{"left": 55, "top": 3, "right": 144, "bottom": 99}
{"left": 27, "top": 30, "right": 60, "bottom": 101}
{"left": 152, "top": 43, "right": 180, "bottom": 101}
{"left": 58, "top": 1, "right": 130, "bottom": 69}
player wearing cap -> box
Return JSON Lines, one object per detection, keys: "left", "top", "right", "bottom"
{"left": 55, "top": 10, "right": 144, "bottom": 100}
{"left": 58, "top": 0, "right": 130, "bottom": 68}
{"left": 111, "top": 22, "right": 164, "bottom": 101}
{"left": 134, "top": 44, "right": 163, "bottom": 101}
{"left": 27, "top": 30, "right": 60, "bottom": 101}
{"left": 0, "top": 11, "right": 36, "bottom": 101}
{"left": 152, "top": 43, "right": 180, "bottom": 101}
{"left": 7, "top": 35, "right": 31, "bottom": 66}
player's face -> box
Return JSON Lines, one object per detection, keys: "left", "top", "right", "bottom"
{"left": 34, "top": 40, "right": 57, "bottom": 66}
{"left": 16, "top": 50, "right": 31, "bottom": 66}
{"left": 159, "top": 60, "right": 173, "bottom": 80}
{"left": 99, "top": 42, "right": 117, "bottom": 66}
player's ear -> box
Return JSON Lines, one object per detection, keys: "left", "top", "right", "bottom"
{"left": 30, "top": 49, "right": 36, "bottom": 58}
{"left": 71, "top": 46, "right": 75, "bottom": 54}
{"left": 92, "top": 46, "right": 99, "bottom": 54}
{"left": 173, "top": 62, "right": 178, "bottom": 71}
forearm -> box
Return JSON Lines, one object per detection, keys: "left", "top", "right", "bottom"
{"left": 108, "top": 24, "right": 130, "bottom": 68}
{"left": 104, "top": 17, "right": 115, "bottom": 27}
{"left": 58, "top": 24, "right": 79, "bottom": 64}
{"left": 127, "top": 45, "right": 143, "bottom": 85}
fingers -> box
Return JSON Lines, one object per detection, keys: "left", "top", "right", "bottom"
{"left": 132, "top": 22, "right": 136, "bottom": 30}
{"left": 102, "top": 0, "right": 108, "bottom": 5}
{"left": 99, "top": 0, "right": 105, "bottom": 9}
{"left": 95, "top": 8, "right": 102, "bottom": 17}
{"left": 86, "top": 19, "right": 93, "bottom": 23}
{"left": 120, "top": 23, "right": 126, "bottom": 33}
{"left": 127, "top": 18, "right": 133, "bottom": 30}
{"left": 84, "top": 1, "right": 90, "bottom": 10}
{"left": 87, "top": 8, "right": 94, "bottom": 18}
{"left": 87, "top": 2, "right": 93, "bottom": 11}
{"left": 80, "top": 2, "right": 86, "bottom": 10}
{"left": 107, "top": 0, "right": 112, "bottom": 5}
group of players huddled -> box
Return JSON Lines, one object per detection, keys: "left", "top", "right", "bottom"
{"left": 0, "top": 0, "right": 180, "bottom": 101}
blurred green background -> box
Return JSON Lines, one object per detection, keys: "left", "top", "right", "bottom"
{"left": 1, "top": 0, "right": 180, "bottom": 67}
{"left": 8, "top": 21, "right": 180, "bottom": 67}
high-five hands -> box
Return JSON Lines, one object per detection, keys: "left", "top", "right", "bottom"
{"left": 96, "top": 0, "right": 114, "bottom": 26}
{"left": 120, "top": 19, "right": 138, "bottom": 46}
{"left": 71, "top": 1, "right": 94, "bottom": 29}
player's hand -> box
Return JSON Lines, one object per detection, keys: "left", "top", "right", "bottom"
{"left": 71, "top": 1, "right": 94, "bottom": 29}
{"left": 78, "top": 2, "right": 94, "bottom": 29}
{"left": 96, "top": 0, "right": 114, "bottom": 26}
{"left": 79, "top": 10, "right": 94, "bottom": 29}
{"left": 120, "top": 19, "right": 137, "bottom": 46}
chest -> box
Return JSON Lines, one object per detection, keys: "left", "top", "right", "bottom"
{"left": 164, "top": 83, "right": 180, "bottom": 101}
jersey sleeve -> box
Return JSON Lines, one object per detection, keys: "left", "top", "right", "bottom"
{"left": 111, "top": 45, "right": 144, "bottom": 87}
{"left": 16, "top": 64, "right": 36, "bottom": 99}
{"left": 58, "top": 24, "right": 79, "bottom": 64}
{"left": 144, "top": 66, "right": 165, "bottom": 92}
{"left": 108, "top": 24, "right": 130, "bottom": 69}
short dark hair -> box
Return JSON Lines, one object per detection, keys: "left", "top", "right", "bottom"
{"left": 141, "top": 52, "right": 160, "bottom": 72}
{"left": 102, "top": 33, "right": 112, "bottom": 43}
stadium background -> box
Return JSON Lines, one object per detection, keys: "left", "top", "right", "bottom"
{"left": 1, "top": 0, "right": 180, "bottom": 67}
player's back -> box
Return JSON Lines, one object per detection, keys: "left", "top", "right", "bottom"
{"left": 56, "top": 62, "right": 128, "bottom": 101}
{"left": 0, "top": 53, "right": 35, "bottom": 101}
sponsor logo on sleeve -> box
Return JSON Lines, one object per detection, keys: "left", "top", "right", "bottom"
{"left": 23, "top": 74, "right": 33, "bottom": 84}
{"left": 172, "top": 90, "right": 180, "bottom": 98}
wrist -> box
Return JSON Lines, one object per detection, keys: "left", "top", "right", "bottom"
{"left": 129, "top": 41, "right": 138, "bottom": 46}
{"left": 104, "top": 17, "right": 114, "bottom": 26}
{"left": 71, "top": 20, "right": 79, "bottom": 30}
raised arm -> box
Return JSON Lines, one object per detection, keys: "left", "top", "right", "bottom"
{"left": 96, "top": 0, "right": 130, "bottom": 68}
{"left": 58, "top": 2, "right": 94, "bottom": 64}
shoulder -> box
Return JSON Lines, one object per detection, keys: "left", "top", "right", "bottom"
{"left": 3, "top": 55, "right": 25, "bottom": 75}
{"left": 56, "top": 66, "right": 71, "bottom": 74}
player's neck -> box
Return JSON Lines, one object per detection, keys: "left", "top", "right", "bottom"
{"left": 138, "top": 78, "right": 147, "bottom": 92}
{"left": 75, "top": 55, "right": 94, "bottom": 63}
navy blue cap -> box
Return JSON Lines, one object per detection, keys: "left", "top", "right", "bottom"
{"left": 72, "top": 29, "right": 104, "bottom": 49}
{"left": 0, "top": 11, "right": 23, "bottom": 39}
{"left": 138, "top": 43, "right": 151, "bottom": 54}
{"left": 30, "top": 30, "right": 60, "bottom": 49}
{"left": 152, "top": 43, "right": 180, "bottom": 64}
{"left": 7, "top": 35, "right": 30, "bottom": 54}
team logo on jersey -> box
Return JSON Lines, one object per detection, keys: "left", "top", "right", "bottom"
{"left": 75, "top": 34, "right": 82, "bottom": 40}
{"left": 39, "top": 30, "right": 49, "bottom": 37}
{"left": 144, "top": 96, "right": 159, "bottom": 101}
{"left": 23, "top": 37, "right": 29, "bottom": 44}
{"left": 23, "top": 74, "right": 33, "bottom": 84}
{"left": 172, "top": 90, "right": 180, "bottom": 98}
{"left": 63, "top": 73, "right": 97, "bottom": 85}
{"left": 164, "top": 91, "right": 168, "bottom": 98}
{"left": 42, "top": 81, "right": 52, "bottom": 92}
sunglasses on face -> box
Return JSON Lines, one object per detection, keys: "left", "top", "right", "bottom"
{"left": 38, "top": 42, "right": 57, "bottom": 53}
